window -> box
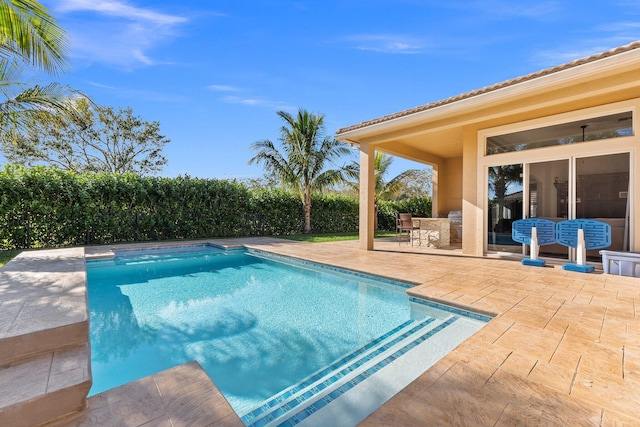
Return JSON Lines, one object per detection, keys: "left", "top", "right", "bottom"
{"left": 486, "top": 111, "right": 633, "bottom": 155}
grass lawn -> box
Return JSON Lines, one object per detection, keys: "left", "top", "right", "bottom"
{"left": 279, "top": 231, "right": 395, "bottom": 243}
{"left": 0, "top": 250, "right": 20, "bottom": 268}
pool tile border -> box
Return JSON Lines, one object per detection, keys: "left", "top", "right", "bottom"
{"left": 240, "top": 319, "right": 416, "bottom": 421}
{"left": 242, "top": 316, "right": 441, "bottom": 424}
{"left": 409, "top": 297, "right": 493, "bottom": 322}
{"left": 248, "top": 248, "right": 418, "bottom": 289}
{"left": 268, "top": 317, "right": 461, "bottom": 427}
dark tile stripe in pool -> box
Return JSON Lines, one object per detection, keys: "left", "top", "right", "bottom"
{"left": 241, "top": 316, "right": 438, "bottom": 423}
{"left": 249, "top": 316, "right": 460, "bottom": 427}
{"left": 240, "top": 318, "right": 417, "bottom": 421}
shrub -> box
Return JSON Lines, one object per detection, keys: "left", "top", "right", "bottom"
{"left": 0, "top": 165, "right": 431, "bottom": 249}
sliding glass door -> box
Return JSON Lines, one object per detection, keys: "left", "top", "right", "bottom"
{"left": 522, "top": 153, "right": 630, "bottom": 261}
{"left": 528, "top": 160, "right": 569, "bottom": 259}
{"left": 487, "top": 164, "right": 523, "bottom": 253}
{"left": 576, "top": 153, "right": 630, "bottom": 256}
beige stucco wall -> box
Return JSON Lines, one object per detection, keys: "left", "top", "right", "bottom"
{"left": 438, "top": 157, "right": 463, "bottom": 217}
{"left": 461, "top": 127, "right": 483, "bottom": 256}
{"left": 359, "top": 144, "right": 375, "bottom": 250}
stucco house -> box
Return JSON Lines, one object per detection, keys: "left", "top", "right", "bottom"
{"left": 336, "top": 41, "right": 640, "bottom": 264}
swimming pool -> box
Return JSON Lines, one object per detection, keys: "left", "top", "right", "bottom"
{"left": 86, "top": 245, "right": 490, "bottom": 426}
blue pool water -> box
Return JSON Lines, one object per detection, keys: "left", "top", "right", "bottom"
{"left": 86, "top": 245, "right": 489, "bottom": 422}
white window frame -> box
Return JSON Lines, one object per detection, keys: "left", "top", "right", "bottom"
{"left": 477, "top": 100, "right": 638, "bottom": 255}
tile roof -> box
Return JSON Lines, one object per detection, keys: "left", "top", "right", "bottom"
{"left": 336, "top": 40, "right": 640, "bottom": 135}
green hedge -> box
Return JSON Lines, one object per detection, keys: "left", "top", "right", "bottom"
{"left": 0, "top": 166, "right": 430, "bottom": 249}
{"left": 377, "top": 198, "right": 433, "bottom": 231}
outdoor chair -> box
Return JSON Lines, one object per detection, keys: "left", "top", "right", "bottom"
{"left": 396, "top": 213, "right": 416, "bottom": 244}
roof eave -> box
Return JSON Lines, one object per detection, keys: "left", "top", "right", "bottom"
{"left": 336, "top": 41, "right": 640, "bottom": 140}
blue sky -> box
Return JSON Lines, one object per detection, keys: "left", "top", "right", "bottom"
{"left": 34, "top": 1, "right": 640, "bottom": 180}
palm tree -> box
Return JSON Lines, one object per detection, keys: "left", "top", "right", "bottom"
{"left": 488, "top": 164, "right": 523, "bottom": 232}
{"left": 249, "top": 108, "right": 354, "bottom": 233}
{"left": 0, "top": 61, "right": 80, "bottom": 131}
{"left": 0, "top": 0, "right": 81, "bottom": 132}
{"left": 372, "top": 152, "right": 416, "bottom": 202}
{"left": 349, "top": 152, "right": 421, "bottom": 229}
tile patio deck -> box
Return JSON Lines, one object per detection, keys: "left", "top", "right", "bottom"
{"left": 1, "top": 237, "right": 639, "bottom": 426}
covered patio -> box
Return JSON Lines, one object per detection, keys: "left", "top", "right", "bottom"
{"left": 336, "top": 41, "right": 640, "bottom": 261}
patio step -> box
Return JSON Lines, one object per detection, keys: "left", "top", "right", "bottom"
{"left": 242, "top": 314, "right": 458, "bottom": 427}
{"left": 0, "top": 248, "right": 89, "bottom": 365}
{"left": 0, "top": 249, "right": 92, "bottom": 426}
{"left": 0, "top": 343, "right": 92, "bottom": 427}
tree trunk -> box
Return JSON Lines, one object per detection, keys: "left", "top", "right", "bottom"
{"left": 303, "top": 194, "right": 312, "bottom": 234}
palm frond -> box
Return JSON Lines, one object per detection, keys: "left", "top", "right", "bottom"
{"left": 0, "top": 0, "right": 69, "bottom": 74}
{"left": 0, "top": 82, "right": 84, "bottom": 131}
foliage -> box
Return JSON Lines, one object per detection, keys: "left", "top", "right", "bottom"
{"left": 346, "top": 152, "right": 430, "bottom": 201}
{"left": 0, "top": 249, "right": 19, "bottom": 267}
{"left": 488, "top": 164, "right": 523, "bottom": 228}
{"left": 0, "top": 166, "right": 425, "bottom": 249}
{"left": 248, "top": 188, "right": 304, "bottom": 235}
{"left": 0, "top": 0, "right": 83, "bottom": 133}
{"left": 396, "top": 168, "right": 432, "bottom": 199}
{"left": 376, "top": 197, "right": 433, "bottom": 231}
{"left": 0, "top": 0, "right": 68, "bottom": 74}
{"left": 373, "top": 153, "right": 411, "bottom": 202}
{"left": 346, "top": 152, "right": 431, "bottom": 230}
{"left": 311, "top": 193, "right": 359, "bottom": 233}
{"left": 1, "top": 98, "right": 169, "bottom": 174}
{"left": 0, "top": 62, "right": 81, "bottom": 132}
{"left": 238, "top": 175, "right": 279, "bottom": 191}
{"left": 0, "top": 166, "right": 250, "bottom": 248}
{"left": 249, "top": 108, "right": 356, "bottom": 233}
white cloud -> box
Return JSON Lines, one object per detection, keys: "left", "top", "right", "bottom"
{"left": 207, "top": 85, "right": 240, "bottom": 92}
{"left": 85, "top": 80, "right": 118, "bottom": 90}
{"left": 206, "top": 84, "right": 292, "bottom": 110}
{"left": 598, "top": 21, "right": 640, "bottom": 34}
{"left": 344, "top": 34, "right": 427, "bottom": 54}
{"left": 56, "top": 0, "right": 187, "bottom": 25}
{"left": 50, "top": 0, "right": 188, "bottom": 69}
{"left": 221, "top": 94, "right": 292, "bottom": 111}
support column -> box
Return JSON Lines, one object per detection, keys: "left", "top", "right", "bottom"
{"left": 431, "top": 165, "right": 439, "bottom": 217}
{"left": 359, "top": 145, "right": 375, "bottom": 250}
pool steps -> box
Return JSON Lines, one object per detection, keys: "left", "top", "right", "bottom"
{"left": 0, "top": 248, "right": 92, "bottom": 427}
{"left": 242, "top": 314, "right": 459, "bottom": 427}
{"left": 240, "top": 318, "right": 420, "bottom": 421}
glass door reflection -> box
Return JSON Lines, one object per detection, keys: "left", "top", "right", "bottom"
{"left": 488, "top": 164, "right": 523, "bottom": 253}
{"left": 528, "top": 160, "right": 570, "bottom": 260}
